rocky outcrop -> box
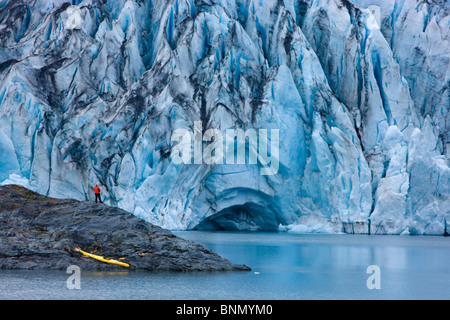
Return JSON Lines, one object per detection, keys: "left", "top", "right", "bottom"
{"left": 0, "top": 185, "right": 250, "bottom": 271}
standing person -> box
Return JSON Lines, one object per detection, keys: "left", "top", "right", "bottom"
{"left": 94, "top": 184, "right": 103, "bottom": 203}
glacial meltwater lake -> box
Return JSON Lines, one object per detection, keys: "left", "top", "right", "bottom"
{"left": 1, "top": 232, "right": 450, "bottom": 300}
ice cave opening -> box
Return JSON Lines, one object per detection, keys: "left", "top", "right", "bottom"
{"left": 194, "top": 203, "right": 279, "bottom": 231}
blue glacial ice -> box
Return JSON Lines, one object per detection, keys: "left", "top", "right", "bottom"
{"left": 0, "top": 0, "right": 449, "bottom": 235}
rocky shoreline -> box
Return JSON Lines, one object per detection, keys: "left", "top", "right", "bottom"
{"left": 0, "top": 185, "right": 250, "bottom": 271}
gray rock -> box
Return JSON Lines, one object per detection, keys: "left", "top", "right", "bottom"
{"left": 0, "top": 185, "right": 250, "bottom": 271}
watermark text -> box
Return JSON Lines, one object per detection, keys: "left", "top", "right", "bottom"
{"left": 170, "top": 121, "right": 279, "bottom": 175}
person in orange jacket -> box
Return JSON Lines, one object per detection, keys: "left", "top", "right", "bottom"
{"left": 94, "top": 184, "right": 103, "bottom": 203}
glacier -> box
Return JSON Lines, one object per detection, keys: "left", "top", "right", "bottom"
{"left": 0, "top": 0, "right": 448, "bottom": 235}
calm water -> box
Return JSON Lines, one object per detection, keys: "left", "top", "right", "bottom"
{"left": 1, "top": 232, "right": 449, "bottom": 300}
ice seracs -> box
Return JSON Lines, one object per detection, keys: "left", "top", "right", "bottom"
{"left": 0, "top": 0, "right": 448, "bottom": 235}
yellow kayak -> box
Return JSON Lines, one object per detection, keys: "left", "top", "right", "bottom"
{"left": 75, "top": 248, "right": 130, "bottom": 267}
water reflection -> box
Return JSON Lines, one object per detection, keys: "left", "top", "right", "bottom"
{"left": 83, "top": 272, "right": 130, "bottom": 278}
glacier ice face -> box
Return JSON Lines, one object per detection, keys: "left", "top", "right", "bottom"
{"left": 350, "top": 0, "right": 449, "bottom": 157}
{"left": 0, "top": 0, "right": 449, "bottom": 234}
